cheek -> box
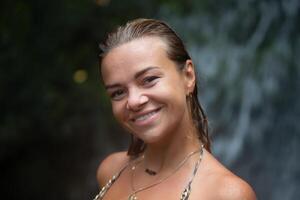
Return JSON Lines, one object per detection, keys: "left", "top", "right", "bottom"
{"left": 111, "top": 102, "right": 126, "bottom": 122}
{"left": 158, "top": 78, "right": 186, "bottom": 104}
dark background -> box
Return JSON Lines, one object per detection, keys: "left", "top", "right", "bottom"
{"left": 1, "top": 0, "right": 299, "bottom": 199}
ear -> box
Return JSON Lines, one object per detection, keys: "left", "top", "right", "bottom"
{"left": 183, "top": 59, "right": 196, "bottom": 95}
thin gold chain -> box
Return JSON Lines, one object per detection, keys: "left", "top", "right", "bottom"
{"left": 128, "top": 145, "right": 204, "bottom": 199}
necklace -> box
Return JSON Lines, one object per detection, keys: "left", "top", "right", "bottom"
{"left": 131, "top": 153, "right": 164, "bottom": 176}
{"left": 144, "top": 153, "right": 164, "bottom": 176}
{"left": 145, "top": 168, "right": 157, "bottom": 176}
{"left": 128, "top": 145, "right": 204, "bottom": 200}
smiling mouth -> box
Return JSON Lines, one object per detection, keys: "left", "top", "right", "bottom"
{"left": 131, "top": 107, "right": 162, "bottom": 123}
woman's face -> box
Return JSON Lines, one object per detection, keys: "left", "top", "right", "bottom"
{"left": 101, "top": 37, "right": 195, "bottom": 144}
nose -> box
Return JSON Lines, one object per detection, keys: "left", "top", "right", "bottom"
{"left": 126, "top": 88, "right": 149, "bottom": 111}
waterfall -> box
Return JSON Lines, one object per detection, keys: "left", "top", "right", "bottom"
{"left": 158, "top": 0, "right": 300, "bottom": 199}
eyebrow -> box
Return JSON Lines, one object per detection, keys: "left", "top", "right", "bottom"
{"left": 105, "top": 66, "right": 159, "bottom": 90}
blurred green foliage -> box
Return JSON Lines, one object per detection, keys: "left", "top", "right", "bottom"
{"left": 0, "top": 0, "right": 164, "bottom": 199}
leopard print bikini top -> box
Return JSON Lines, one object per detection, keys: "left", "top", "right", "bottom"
{"left": 93, "top": 146, "right": 204, "bottom": 200}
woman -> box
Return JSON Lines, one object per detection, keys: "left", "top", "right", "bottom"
{"left": 94, "top": 18, "right": 256, "bottom": 200}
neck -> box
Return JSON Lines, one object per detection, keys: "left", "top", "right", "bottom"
{"left": 143, "top": 119, "right": 201, "bottom": 174}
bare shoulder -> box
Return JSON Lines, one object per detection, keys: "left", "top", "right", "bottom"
{"left": 215, "top": 173, "right": 257, "bottom": 200}
{"left": 96, "top": 151, "right": 130, "bottom": 187}
{"left": 201, "top": 150, "right": 256, "bottom": 200}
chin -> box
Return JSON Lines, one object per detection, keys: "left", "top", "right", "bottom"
{"left": 133, "top": 126, "right": 173, "bottom": 145}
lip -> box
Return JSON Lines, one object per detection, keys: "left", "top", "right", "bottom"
{"left": 130, "top": 107, "right": 162, "bottom": 126}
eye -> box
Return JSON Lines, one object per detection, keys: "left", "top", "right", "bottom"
{"left": 110, "top": 89, "right": 126, "bottom": 101}
{"left": 142, "top": 76, "right": 159, "bottom": 86}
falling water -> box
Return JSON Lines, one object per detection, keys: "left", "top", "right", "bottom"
{"left": 159, "top": 0, "right": 300, "bottom": 199}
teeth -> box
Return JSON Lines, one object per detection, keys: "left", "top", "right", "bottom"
{"left": 135, "top": 110, "right": 157, "bottom": 122}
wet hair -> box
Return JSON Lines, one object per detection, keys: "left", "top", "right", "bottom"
{"left": 99, "top": 18, "right": 211, "bottom": 155}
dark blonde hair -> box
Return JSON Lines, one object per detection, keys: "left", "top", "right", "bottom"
{"left": 99, "top": 18, "right": 211, "bottom": 155}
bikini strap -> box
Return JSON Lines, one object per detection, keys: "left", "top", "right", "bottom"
{"left": 93, "top": 156, "right": 141, "bottom": 200}
{"left": 180, "top": 144, "right": 204, "bottom": 200}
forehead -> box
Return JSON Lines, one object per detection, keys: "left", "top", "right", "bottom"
{"left": 101, "top": 37, "right": 174, "bottom": 84}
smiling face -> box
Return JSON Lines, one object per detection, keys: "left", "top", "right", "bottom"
{"left": 101, "top": 37, "right": 195, "bottom": 144}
